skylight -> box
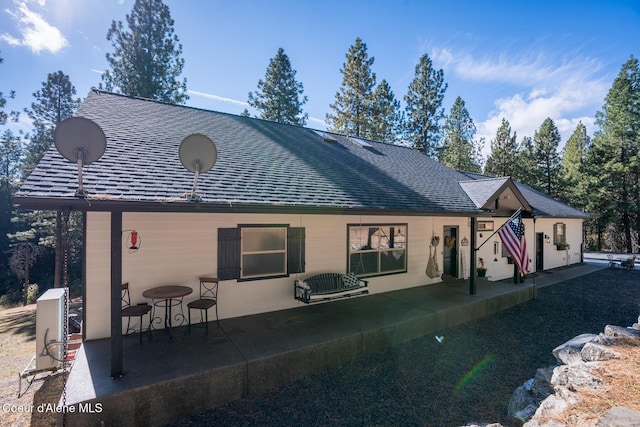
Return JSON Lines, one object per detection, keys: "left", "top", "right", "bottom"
{"left": 311, "top": 130, "right": 338, "bottom": 143}
{"left": 349, "top": 137, "right": 374, "bottom": 149}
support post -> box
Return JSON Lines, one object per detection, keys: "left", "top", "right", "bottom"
{"left": 470, "top": 217, "right": 477, "bottom": 295}
{"left": 111, "top": 210, "right": 123, "bottom": 378}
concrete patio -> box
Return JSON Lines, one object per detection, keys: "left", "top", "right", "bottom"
{"left": 61, "top": 263, "right": 605, "bottom": 426}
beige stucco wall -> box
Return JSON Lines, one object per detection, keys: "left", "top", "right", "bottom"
{"left": 84, "top": 212, "right": 583, "bottom": 340}
{"left": 474, "top": 217, "right": 584, "bottom": 280}
{"left": 85, "top": 212, "right": 475, "bottom": 339}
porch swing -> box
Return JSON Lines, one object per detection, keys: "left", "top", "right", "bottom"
{"left": 293, "top": 219, "right": 369, "bottom": 304}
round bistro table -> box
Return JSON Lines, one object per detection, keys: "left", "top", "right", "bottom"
{"left": 142, "top": 285, "right": 193, "bottom": 339}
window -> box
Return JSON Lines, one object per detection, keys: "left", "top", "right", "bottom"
{"left": 218, "top": 225, "right": 305, "bottom": 281}
{"left": 553, "top": 223, "right": 566, "bottom": 245}
{"left": 348, "top": 224, "right": 407, "bottom": 277}
{"left": 241, "top": 227, "right": 287, "bottom": 279}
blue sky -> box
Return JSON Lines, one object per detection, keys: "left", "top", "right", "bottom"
{"left": 1, "top": 0, "right": 639, "bottom": 158}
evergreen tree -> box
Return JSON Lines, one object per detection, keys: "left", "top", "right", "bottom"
{"left": 0, "top": 52, "right": 19, "bottom": 126}
{"left": 0, "top": 129, "right": 23, "bottom": 297}
{"left": 369, "top": 80, "right": 403, "bottom": 142}
{"left": 559, "top": 122, "right": 590, "bottom": 209}
{"left": 404, "top": 53, "right": 447, "bottom": 157}
{"left": 327, "top": 37, "right": 376, "bottom": 137}
{"left": 0, "top": 52, "right": 22, "bottom": 298}
{"left": 248, "top": 48, "right": 307, "bottom": 126}
{"left": 515, "top": 136, "right": 537, "bottom": 186}
{"left": 532, "top": 118, "right": 562, "bottom": 197}
{"left": 439, "top": 96, "right": 482, "bottom": 172}
{"left": 587, "top": 56, "right": 640, "bottom": 252}
{"left": 101, "top": 0, "right": 188, "bottom": 104}
{"left": 484, "top": 118, "right": 519, "bottom": 177}
{"left": 22, "top": 71, "right": 80, "bottom": 178}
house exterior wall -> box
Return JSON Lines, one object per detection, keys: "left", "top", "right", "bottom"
{"left": 84, "top": 211, "right": 583, "bottom": 340}
{"left": 473, "top": 217, "right": 584, "bottom": 280}
{"left": 85, "top": 212, "right": 473, "bottom": 339}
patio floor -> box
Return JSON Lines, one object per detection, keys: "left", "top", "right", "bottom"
{"left": 61, "top": 263, "right": 605, "bottom": 426}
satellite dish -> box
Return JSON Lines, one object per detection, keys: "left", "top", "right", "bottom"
{"left": 178, "top": 134, "right": 217, "bottom": 201}
{"left": 54, "top": 116, "right": 107, "bottom": 197}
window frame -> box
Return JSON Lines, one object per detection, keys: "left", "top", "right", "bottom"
{"left": 347, "top": 223, "right": 408, "bottom": 278}
{"left": 553, "top": 223, "right": 566, "bottom": 245}
{"left": 239, "top": 225, "right": 288, "bottom": 280}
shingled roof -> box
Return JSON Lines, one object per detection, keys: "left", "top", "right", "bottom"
{"left": 14, "top": 90, "right": 588, "bottom": 218}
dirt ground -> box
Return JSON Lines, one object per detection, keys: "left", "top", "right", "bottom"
{"left": 0, "top": 304, "right": 65, "bottom": 427}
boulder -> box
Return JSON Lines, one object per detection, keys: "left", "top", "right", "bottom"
{"left": 532, "top": 388, "right": 579, "bottom": 420}
{"left": 596, "top": 406, "right": 640, "bottom": 427}
{"left": 508, "top": 367, "right": 555, "bottom": 421}
{"left": 604, "top": 325, "right": 640, "bottom": 343}
{"left": 551, "top": 364, "right": 603, "bottom": 391}
{"left": 581, "top": 342, "right": 621, "bottom": 362}
{"left": 552, "top": 334, "right": 599, "bottom": 365}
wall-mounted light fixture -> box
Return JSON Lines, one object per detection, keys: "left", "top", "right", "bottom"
{"left": 544, "top": 234, "right": 550, "bottom": 244}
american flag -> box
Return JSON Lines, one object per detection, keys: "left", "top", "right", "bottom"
{"left": 498, "top": 211, "right": 530, "bottom": 277}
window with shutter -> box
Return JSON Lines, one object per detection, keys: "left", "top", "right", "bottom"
{"left": 217, "top": 225, "right": 305, "bottom": 281}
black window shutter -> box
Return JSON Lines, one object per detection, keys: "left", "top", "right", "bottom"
{"left": 287, "top": 227, "right": 306, "bottom": 274}
{"left": 218, "top": 227, "right": 241, "bottom": 280}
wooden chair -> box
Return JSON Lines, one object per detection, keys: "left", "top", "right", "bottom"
{"left": 121, "top": 283, "right": 152, "bottom": 344}
{"left": 188, "top": 277, "right": 219, "bottom": 335}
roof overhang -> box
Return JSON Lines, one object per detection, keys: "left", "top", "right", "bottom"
{"left": 12, "top": 195, "right": 497, "bottom": 217}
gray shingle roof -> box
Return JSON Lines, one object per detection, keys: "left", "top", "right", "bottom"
{"left": 15, "top": 90, "right": 588, "bottom": 219}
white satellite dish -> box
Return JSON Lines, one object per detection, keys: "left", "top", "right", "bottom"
{"left": 178, "top": 133, "right": 217, "bottom": 201}
{"left": 54, "top": 116, "right": 107, "bottom": 197}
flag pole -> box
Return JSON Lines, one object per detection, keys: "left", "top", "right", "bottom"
{"left": 474, "top": 207, "right": 523, "bottom": 251}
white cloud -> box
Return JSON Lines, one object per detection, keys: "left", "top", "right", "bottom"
{"left": 435, "top": 48, "right": 608, "bottom": 157}
{"left": 1, "top": 0, "right": 68, "bottom": 54}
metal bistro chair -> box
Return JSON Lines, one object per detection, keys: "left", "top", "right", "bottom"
{"left": 121, "top": 283, "right": 152, "bottom": 344}
{"left": 188, "top": 277, "right": 219, "bottom": 335}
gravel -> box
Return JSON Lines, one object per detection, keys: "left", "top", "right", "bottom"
{"left": 169, "top": 268, "right": 640, "bottom": 427}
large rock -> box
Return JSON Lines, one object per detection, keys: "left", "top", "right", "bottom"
{"left": 531, "top": 388, "right": 579, "bottom": 421}
{"left": 596, "top": 406, "right": 640, "bottom": 427}
{"left": 508, "top": 367, "right": 555, "bottom": 421}
{"left": 552, "top": 334, "right": 599, "bottom": 364}
{"left": 604, "top": 325, "right": 640, "bottom": 343}
{"left": 581, "top": 342, "right": 621, "bottom": 362}
{"left": 551, "top": 363, "right": 603, "bottom": 391}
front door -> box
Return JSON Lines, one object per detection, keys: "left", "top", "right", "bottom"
{"left": 443, "top": 226, "right": 458, "bottom": 276}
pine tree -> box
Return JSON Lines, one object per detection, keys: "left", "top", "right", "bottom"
{"left": 404, "top": 53, "right": 447, "bottom": 157}
{"left": 369, "top": 80, "right": 403, "bottom": 142}
{"left": 0, "top": 129, "right": 23, "bottom": 296}
{"left": 533, "top": 118, "right": 562, "bottom": 197}
{"left": 515, "top": 136, "right": 536, "bottom": 186}
{"left": 327, "top": 37, "right": 376, "bottom": 137}
{"left": 248, "top": 48, "right": 308, "bottom": 126}
{"left": 439, "top": 96, "right": 481, "bottom": 172}
{"left": 22, "top": 71, "right": 80, "bottom": 178}
{"left": 588, "top": 56, "right": 640, "bottom": 252}
{"left": 0, "top": 52, "right": 19, "bottom": 126}
{"left": 560, "top": 122, "right": 590, "bottom": 209}
{"left": 0, "top": 52, "right": 22, "bottom": 297}
{"left": 484, "top": 118, "right": 518, "bottom": 177}
{"left": 101, "top": 0, "right": 188, "bottom": 104}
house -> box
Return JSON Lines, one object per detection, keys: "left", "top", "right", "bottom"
{"left": 13, "top": 90, "right": 588, "bottom": 374}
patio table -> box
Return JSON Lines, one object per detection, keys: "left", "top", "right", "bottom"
{"left": 142, "top": 285, "right": 193, "bottom": 339}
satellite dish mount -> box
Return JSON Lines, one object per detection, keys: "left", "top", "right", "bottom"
{"left": 54, "top": 117, "right": 107, "bottom": 198}
{"left": 178, "top": 134, "right": 217, "bottom": 202}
